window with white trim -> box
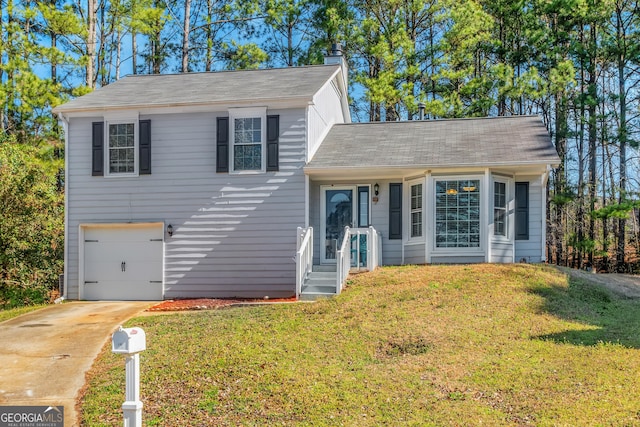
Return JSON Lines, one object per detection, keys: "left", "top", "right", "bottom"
{"left": 230, "top": 108, "right": 266, "bottom": 172}
{"left": 494, "top": 181, "right": 507, "bottom": 237}
{"left": 410, "top": 183, "right": 423, "bottom": 238}
{"left": 107, "top": 122, "right": 136, "bottom": 175}
{"left": 435, "top": 179, "right": 480, "bottom": 248}
{"left": 234, "top": 118, "right": 262, "bottom": 170}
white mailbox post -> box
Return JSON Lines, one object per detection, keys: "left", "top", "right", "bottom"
{"left": 112, "top": 326, "right": 146, "bottom": 427}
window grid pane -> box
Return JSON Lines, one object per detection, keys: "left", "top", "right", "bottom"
{"left": 108, "top": 123, "right": 135, "bottom": 174}
{"left": 435, "top": 180, "right": 480, "bottom": 248}
{"left": 411, "top": 184, "right": 423, "bottom": 238}
{"left": 234, "top": 118, "right": 262, "bottom": 170}
{"left": 494, "top": 181, "right": 506, "bottom": 236}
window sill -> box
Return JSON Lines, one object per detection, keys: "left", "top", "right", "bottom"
{"left": 432, "top": 248, "right": 484, "bottom": 255}
{"left": 405, "top": 239, "right": 425, "bottom": 245}
{"left": 230, "top": 170, "right": 266, "bottom": 175}
{"left": 104, "top": 173, "right": 139, "bottom": 178}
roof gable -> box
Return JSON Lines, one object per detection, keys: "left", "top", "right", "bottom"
{"left": 306, "top": 116, "right": 559, "bottom": 171}
{"left": 54, "top": 65, "right": 341, "bottom": 114}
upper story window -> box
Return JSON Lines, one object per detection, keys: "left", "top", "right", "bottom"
{"left": 435, "top": 179, "right": 480, "bottom": 248}
{"left": 108, "top": 123, "right": 136, "bottom": 175}
{"left": 234, "top": 118, "right": 262, "bottom": 170}
{"left": 494, "top": 181, "right": 507, "bottom": 237}
{"left": 410, "top": 183, "right": 423, "bottom": 238}
{"left": 230, "top": 107, "right": 266, "bottom": 172}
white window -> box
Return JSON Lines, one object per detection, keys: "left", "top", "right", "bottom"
{"left": 435, "top": 179, "right": 480, "bottom": 248}
{"left": 230, "top": 107, "right": 266, "bottom": 172}
{"left": 107, "top": 122, "right": 137, "bottom": 176}
{"left": 410, "top": 183, "right": 423, "bottom": 238}
{"left": 494, "top": 181, "right": 507, "bottom": 237}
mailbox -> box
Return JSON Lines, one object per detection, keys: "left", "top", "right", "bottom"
{"left": 112, "top": 326, "right": 146, "bottom": 354}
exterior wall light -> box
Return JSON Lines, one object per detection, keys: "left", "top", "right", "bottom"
{"left": 374, "top": 183, "right": 379, "bottom": 196}
{"left": 167, "top": 224, "right": 173, "bottom": 237}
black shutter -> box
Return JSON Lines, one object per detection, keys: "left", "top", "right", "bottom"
{"left": 139, "top": 119, "right": 151, "bottom": 175}
{"left": 515, "top": 182, "right": 529, "bottom": 240}
{"left": 216, "top": 117, "right": 229, "bottom": 173}
{"left": 389, "top": 183, "right": 403, "bottom": 239}
{"left": 92, "top": 121, "right": 104, "bottom": 176}
{"left": 266, "top": 115, "right": 279, "bottom": 171}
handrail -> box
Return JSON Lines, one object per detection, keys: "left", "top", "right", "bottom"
{"left": 295, "top": 227, "right": 313, "bottom": 298}
{"left": 336, "top": 226, "right": 351, "bottom": 294}
{"left": 336, "top": 226, "right": 382, "bottom": 294}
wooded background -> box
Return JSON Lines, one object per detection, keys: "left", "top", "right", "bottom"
{"left": 1, "top": 0, "right": 639, "bottom": 305}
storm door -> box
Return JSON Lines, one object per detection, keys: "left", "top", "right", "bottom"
{"left": 321, "top": 187, "right": 356, "bottom": 263}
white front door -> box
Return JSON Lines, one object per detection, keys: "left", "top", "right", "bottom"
{"left": 321, "top": 186, "right": 356, "bottom": 263}
{"left": 82, "top": 223, "right": 164, "bottom": 300}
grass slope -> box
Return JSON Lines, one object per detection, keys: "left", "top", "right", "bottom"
{"left": 0, "top": 304, "right": 47, "bottom": 323}
{"left": 80, "top": 264, "right": 640, "bottom": 426}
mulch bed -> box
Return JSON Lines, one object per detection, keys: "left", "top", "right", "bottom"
{"left": 147, "top": 296, "right": 298, "bottom": 312}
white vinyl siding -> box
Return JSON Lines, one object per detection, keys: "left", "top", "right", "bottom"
{"left": 65, "top": 108, "right": 306, "bottom": 300}
{"left": 307, "top": 73, "right": 348, "bottom": 161}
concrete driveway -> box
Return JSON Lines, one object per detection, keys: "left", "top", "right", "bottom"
{"left": 0, "top": 301, "right": 153, "bottom": 427}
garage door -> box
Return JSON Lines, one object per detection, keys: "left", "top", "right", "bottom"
{"left": 82, "top": 223, "right": 164, "bottom": 300}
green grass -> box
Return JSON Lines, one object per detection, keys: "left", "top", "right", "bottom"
{"left": 80, "top": 264, "right": 640, "bottom": 426}
{"left": 0, "top": 304, "right": 47, "bottom": 323}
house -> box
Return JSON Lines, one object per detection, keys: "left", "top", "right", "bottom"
{"left": 53, "top": 49, "right": 560, "bottom": 301}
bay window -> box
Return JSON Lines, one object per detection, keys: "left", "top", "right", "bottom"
{"left": 435, "top": 179, "right": 480, "bottom": 248}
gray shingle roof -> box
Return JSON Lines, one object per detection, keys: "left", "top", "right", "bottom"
{"left": 53, "top": 65, "right": 341, "bottom": 113}
{"left": 306, "top": 116, "right": 559, "bottom": 170}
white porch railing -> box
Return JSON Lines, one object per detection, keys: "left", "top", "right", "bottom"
{"left": 336, "top": 226, "right": 381, "bottom": 294}
{"left": 295, "top": 226, "right": 313, "bottom": 298}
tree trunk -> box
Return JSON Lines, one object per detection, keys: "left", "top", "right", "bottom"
{"left": 587, "top": 24, "right": 597, "bottom": 269}
{"left": 132, "top": 32, "right": 137, "bottom": 74}
{"left": 205, "top": 0, "right": 213, "bottom": 71}
{"left": 182, "top": 0, "right": 191, "bottom": 73}
{"left": 87, "top": 0, "right": 97, "bottom": 88}
{"left": 616, "top": 5, "right": 628, "bottom": 271}
{"left": 576, "top": 27, "right": 585, "bottom": 268}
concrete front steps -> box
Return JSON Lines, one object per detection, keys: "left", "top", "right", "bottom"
{"left": 300, "top": 265, "right": 337, "bottom": 301}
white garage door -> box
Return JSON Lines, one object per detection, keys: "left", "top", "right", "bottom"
{"left": 82, "top": 223, "right": 164, "bottom": 301}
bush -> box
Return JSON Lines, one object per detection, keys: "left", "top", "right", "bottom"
{"left": 0, "top": 134, "right": 63, "bottom": 308}
{"left": 0, "top": 281, "right": 52, "bottom": 309}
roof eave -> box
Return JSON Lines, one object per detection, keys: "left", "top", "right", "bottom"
{"left": 305, "top": 160, "right": 560, "bottom": 178}
{"left": 52, "top": 94, "right": 316, "bottom": 116}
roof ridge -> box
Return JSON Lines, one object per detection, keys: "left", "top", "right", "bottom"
{"left": 336, "top": 115, "right": 540, "bottom": 126}
{"left": 119, "top": 64, "right": 340, "bottom": 80}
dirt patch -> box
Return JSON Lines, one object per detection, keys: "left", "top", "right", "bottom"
{"left": 146, "top": 296, "right": 298, "bottom": 312}
{"left": 557, "top": 266, "right": 640, "bottom": 299}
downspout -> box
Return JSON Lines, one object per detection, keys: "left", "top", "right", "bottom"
{"left": 58, "top": 112, "right": 70, "bottom": 301}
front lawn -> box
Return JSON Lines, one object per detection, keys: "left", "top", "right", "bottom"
{"left": 0, "top": 304, "right": 47, "bottom": 323}
{"left": 80, "top": 264, "right": 640, "bottom": 426}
